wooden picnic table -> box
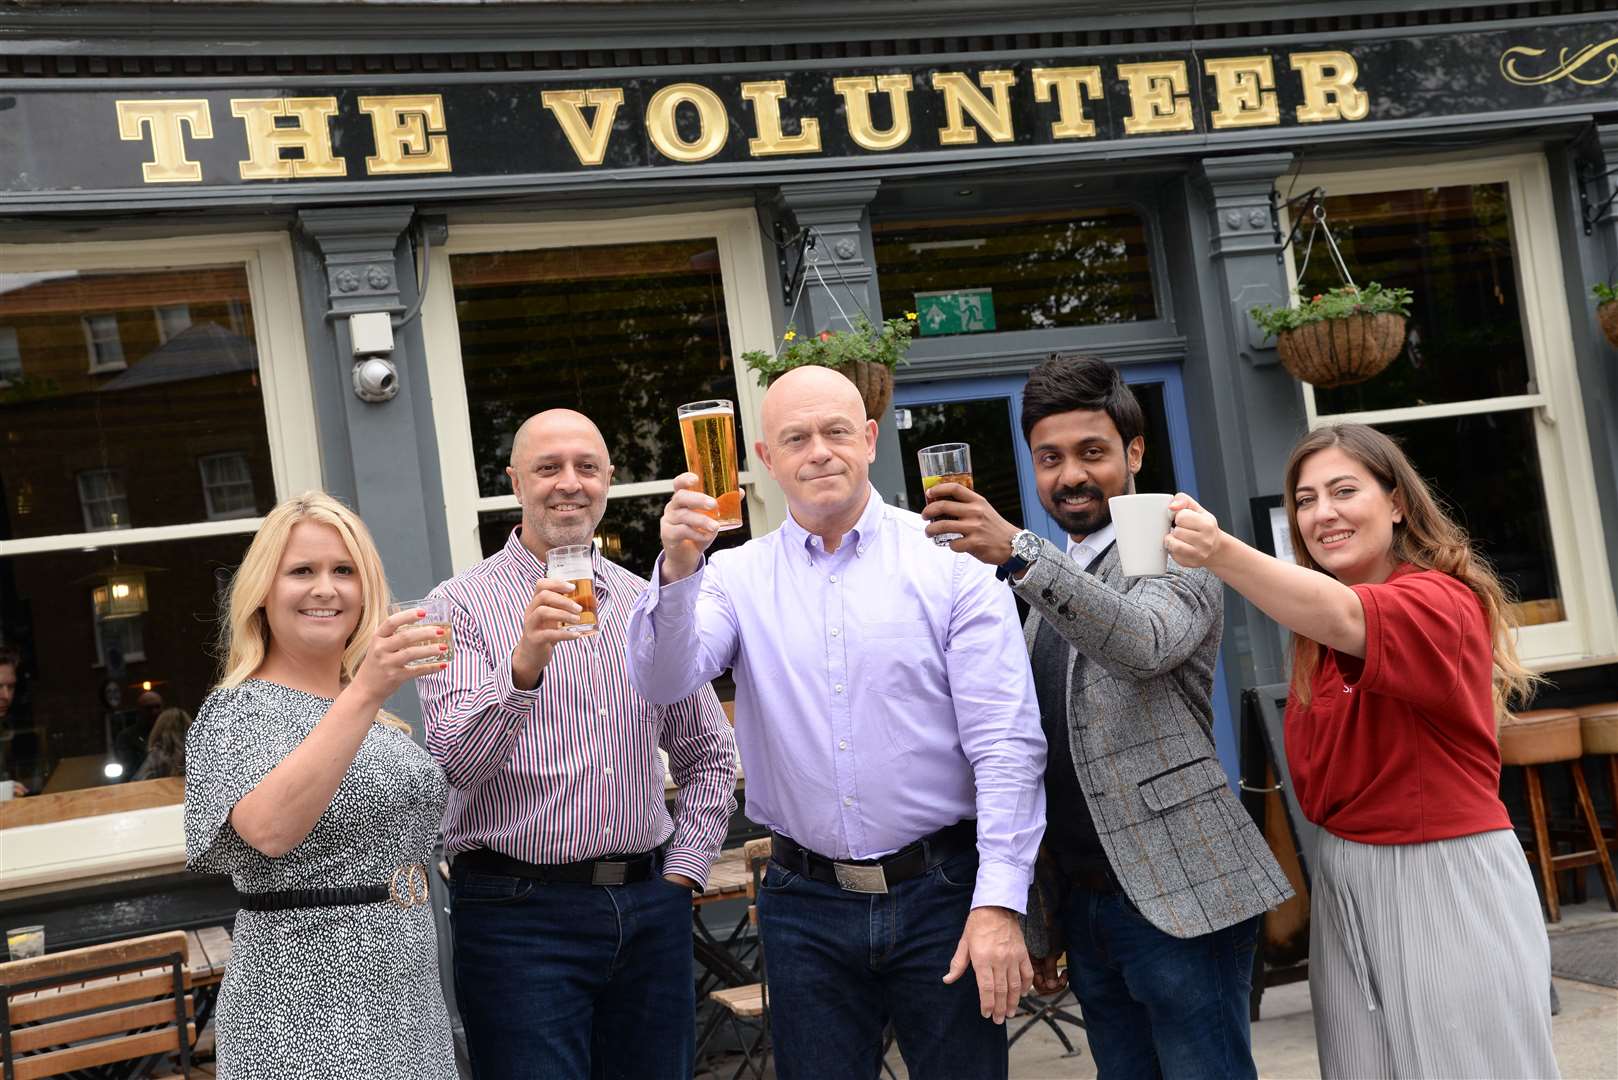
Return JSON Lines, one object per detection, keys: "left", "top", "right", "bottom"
{"left": 689, "top": 846, "right": 758, "bottom": 990}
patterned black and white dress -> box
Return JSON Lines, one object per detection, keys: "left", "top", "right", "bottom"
{"left": 184, "top": 679, "right": 457, "bottom": 1080}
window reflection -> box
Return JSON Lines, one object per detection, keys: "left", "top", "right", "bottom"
{"left": 0, "top": 267, "right": 277, "bottom": 541}
{"left": 873, "top": 207, "right": 1157, "bottom": 335}
{"left": 450, "top": 242, "right": 748, "bottom": 497}
{"left": 0, "top": 534, "right": 250, "bottom": 795}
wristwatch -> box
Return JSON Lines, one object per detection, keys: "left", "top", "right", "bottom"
{"left": 996, "top": 529, "right": 1043, "bottom": 582}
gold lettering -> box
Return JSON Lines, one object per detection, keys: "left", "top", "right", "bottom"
{"left": 1290, "top": 51, "right": 1369, "bottom": 123}
{"left": 831, "top": 75, "right": 914, "bottom": 152}
{"left": 1031, "top": 67, "right": 1103, "bottom": 139}
{"left": 740, "top": 80, "right": 822, "bottom": 157}
{"left": 229, "top": 97, "right": 346, "bottom": 180}
{"left": 646, "top": 83, "right": 728, "bottom": 163}
{"left": 357, "top": 95, "right": 452, "bottom": 175}
{"left": 540, "top": 89, "right": 626, "bottom": 167}
{"left": 932, "top": 70, "right": 1017, "bottom": 145}
{"left": 115, "top": 99, "right": 213, "bottom": 183}
{"left": 1118, "top": 62, "right": 1195, "bottom": 135}
{"left": 1204, "top": 56, "right": 1280, "bottom": 129}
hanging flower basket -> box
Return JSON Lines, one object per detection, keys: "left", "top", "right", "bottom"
{"left": 741, "top": 313, "right": 918, "bottom": 422}
{"left": 1251, "top": 283, "right": 1414, "bottom": 389}
{"left": 1596, "top": 285, "right": 1618, "bottom": 349}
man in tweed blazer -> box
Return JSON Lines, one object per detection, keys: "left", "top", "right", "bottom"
{"left": 922, "top": 353, "right": 1292, "bottom": 1079}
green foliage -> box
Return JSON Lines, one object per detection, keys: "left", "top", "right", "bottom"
{"left": 1594, "top": 281, "right": 1618, "bottom": 304}
{"left": 1249, "top": 283, "right": 1414, "bottom": 338}
{"left": 742, "top": 313, "right": 918, "bottom": 380}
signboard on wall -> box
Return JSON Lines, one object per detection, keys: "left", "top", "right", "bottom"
{"left": 0, "top": 22, "right": 1614, "bottom": 204}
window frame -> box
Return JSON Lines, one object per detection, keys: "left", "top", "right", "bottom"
{"left": 198, "top": 450, "right": 257, "bottom": 521}
{"left": 0, "top": 231, "right": 320, "bottom": 885}
{"left": 154, "top": 302, "right": 192, "bottom": 344}
{"left": 81, "top": 312, "right": 127, "bottom": 374}
{"left": 1285, "top": 152, "right": 1618, "bottom": 670}
{"left": 420, "top": 207, "right": 782, "bottom": 573}
{"left": 75, "top": 467, "right": 131, "bottom": 532}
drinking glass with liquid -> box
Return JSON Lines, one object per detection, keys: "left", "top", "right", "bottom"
{"left": 547, "top": 544, "right": 599, "bottom": 636}
{"left": 917, "top": 442, "right": 973, "bottom": 546}
{"left": 390, "top": 597, "right": 454, "bottom": 666}
{"left": 678, "top": 399, "right": 744, "bottom": 531}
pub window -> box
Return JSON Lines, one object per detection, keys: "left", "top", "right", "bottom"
{"left": 199, "top": 451, "right": 257, "bottom": 520}
{"left": 0, "top": 327, "right": 19, "bottom": 385}
{"left": 81, "top": 312, "right": 126, "bottom": 373}
{"left": 872, "top": 206, "right": 1157, "bottom": 336}
{"left": 155, "top": 303, "right": 192, "bottom": 343}
{"left": 0, "top": 238, "right": 316, "bottom": 815}
{"left": 1290, "top": 156, "right": 1618, "bottom": 667}
{"left": 76, "top": 468, "right": 130, "bottom": 532}
{"left": 445, "top": 236, "right": 760, "bottom": 577}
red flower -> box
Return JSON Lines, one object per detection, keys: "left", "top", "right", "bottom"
{"left": 818, "top": 330, "right": 832, "bottom": 342}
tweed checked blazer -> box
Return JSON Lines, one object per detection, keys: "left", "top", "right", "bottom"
{"left": 1012, "top": 536, "right": 1292, "bottom": 951}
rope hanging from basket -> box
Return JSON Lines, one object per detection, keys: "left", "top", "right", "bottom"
{"left": 1295, "top": 196, "right": 1358, "bottom": 295}
{"left": 769, "top": 227, "right": 874, "bottom": 362}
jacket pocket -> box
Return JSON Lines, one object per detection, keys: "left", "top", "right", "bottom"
{"left": 1136, "top": 756, "right": 1228, "bottom": 813}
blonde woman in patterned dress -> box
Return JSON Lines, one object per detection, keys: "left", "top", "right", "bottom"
{"left": 184, "top": 492, "right": 458, "bottom": 1079}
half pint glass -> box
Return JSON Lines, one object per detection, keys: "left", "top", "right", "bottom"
{"left": 547, "top": 544, "right": 599, "bottom": 636}
{"left": 678, "top": 400, "right": 744, "bottom": 531}
{"left": 918, "top": 442, "right": 973, "bottom": 546}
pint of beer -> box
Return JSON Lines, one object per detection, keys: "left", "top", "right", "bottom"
{"left": 918, "top": 443, "right": 973, "bottom": 546}
{"left": 547, "top": 544, "right": 599, "bottom": 635}
{"left": 677, "top": 399, "right": 744, "bottom": 531}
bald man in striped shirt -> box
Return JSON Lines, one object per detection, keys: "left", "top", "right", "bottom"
{"left": 416, "top": 409, "right": 737, "bottom": 1080}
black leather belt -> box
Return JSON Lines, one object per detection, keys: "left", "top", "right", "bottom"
{"left": 238, "top": 863, "right": 431, "bottom": 912}
{"left": 453, "top": 847, "right": 658, "bottom": 886}
{"left": 769, "top": 819, "right": 976, "bottom": 895}
{"left": 1064, "top": 858, "right": 1122, "bottom": 894}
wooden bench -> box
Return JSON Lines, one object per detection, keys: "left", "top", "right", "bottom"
{"left": 2, "top": 930, "right": 196, "bottom": 1079}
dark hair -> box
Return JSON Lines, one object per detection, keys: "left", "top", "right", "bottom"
{"left": 0, "top": 645, "right": 18, "bottom": 673}
{"left": 1020, "top": 352, "right": 1145, "bottom": 449}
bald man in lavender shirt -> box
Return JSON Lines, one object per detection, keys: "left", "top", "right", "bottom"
{"left": 627, "top": 366, "right": 1046, "bottom": 1079}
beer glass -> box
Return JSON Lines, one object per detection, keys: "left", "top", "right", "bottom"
{"left": 547, "top": 544, "right": 599, "bottom": 636}
{"left": 918, "top": 442, "right": 973, "bottom": 546}
{"left": 677, "top": 399, "right": 744, "bottom": 531}
{"left": 390, "top": 597, "right": 454, "bottom": 667}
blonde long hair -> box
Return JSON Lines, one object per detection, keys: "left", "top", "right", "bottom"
{"left": 216, "top": 492, "right": 395, "bottom": 704}
{"left": 1283, "top": 424, "right": 1540, "bottom": 710}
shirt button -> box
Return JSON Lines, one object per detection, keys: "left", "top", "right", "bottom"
{"left": 829, "top": 574, "right": 839, "bottom": 583}
{"left": 838, "top": 739, "right": 847, "bottom": 750}
{"left": 598, "top": 708, "right": 609, "bottom": 718}
{"left": 830, "top": 628, "right": 840, "bottom": 638}
{"left": 834, "top": 684, "right": 844, "bottom": 694}
{"left": 603, "top": 825, "right": 612, "bottom": 834}
{"left": 604, "top": 766, "right": 614, "bottom": 776}
{"left": 843, "top": 796, "right": 853, "bottom": 807}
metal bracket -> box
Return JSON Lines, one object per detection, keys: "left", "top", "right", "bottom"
{"left": 1269, "top": 186, "right": 1326, "bottom": 264}
{"left": 775, "top": 222, "right": 815, "bottom": 305}
{"left": 1577, "top": 161, "right": 1618, "bottom": 236}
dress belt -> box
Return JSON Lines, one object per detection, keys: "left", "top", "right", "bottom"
{"left": 238, "top": 863, "right": 431, "bottom": 912}
{"left": 768, "top": 819, "right": 977, "bottom": 895}
{"left": 452, "top": 847, "right": 659, "bottom": 886}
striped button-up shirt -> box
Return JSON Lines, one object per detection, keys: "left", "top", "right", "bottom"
{"left": 417, "top": 527, "right": 737, "bottom": 887}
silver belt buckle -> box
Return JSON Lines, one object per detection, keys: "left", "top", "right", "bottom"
{"left": 592, "top": 861, "right": 630, "bottom": 886}
{"left": 833, "top": 861, "right": 889, "bottom": 895}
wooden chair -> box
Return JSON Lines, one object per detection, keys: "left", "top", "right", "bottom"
{"left": 707, "top": 838, "right": 773, "bottom": 1080}
{"left": 2, "top": 931, "right": 195, "bottom": 1080}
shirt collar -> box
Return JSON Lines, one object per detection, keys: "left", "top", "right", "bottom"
{"left": 781, "top": 484, "right": 886, "bottom": 558}
{"left": 1065, "top": 522, "right": 1117, "bottom": 571}
{"left": 504, "top": 526, "right": 607, "bottom": 588}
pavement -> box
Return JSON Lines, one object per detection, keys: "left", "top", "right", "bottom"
{"left": 883, "top": 897, "right": 1618, "bottom": 1079}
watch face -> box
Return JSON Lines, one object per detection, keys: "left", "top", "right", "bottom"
{"left": 1014, "top": 531, "right": 1041, "bottom": 560}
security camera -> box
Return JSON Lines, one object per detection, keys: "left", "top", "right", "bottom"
{"left": 353, "top": 357, "right": 399, "bottom": 403}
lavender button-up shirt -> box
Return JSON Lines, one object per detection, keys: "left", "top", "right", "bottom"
{"left": 628, "top": 487, "right": 1046, "bottom": 912}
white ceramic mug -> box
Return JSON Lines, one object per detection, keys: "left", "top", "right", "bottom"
{"left": 0, "top": 781, "right": 14, "bottom": 802}
{"left": 1108, "top": 493, "right": 1175, "bottom": 577}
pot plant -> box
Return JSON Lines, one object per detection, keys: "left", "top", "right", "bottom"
{"left": 1596, "top": 282, "right": 1618, "bottom": 349}
{"left": 742, "top": 312, "right": 919, "bottom": 421}
{"left": 1250, "top": 282, "right": 1414, "bottom": 389}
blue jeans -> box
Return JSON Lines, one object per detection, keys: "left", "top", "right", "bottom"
{"left": 1060, "top": 888, "right": 1259, "bottom": 1080}
{"left": 756, "top": 850, "right": 1007, "bottom": 1080}
{"left": 449, "top": 867, "right": 695, "bottom": 1080}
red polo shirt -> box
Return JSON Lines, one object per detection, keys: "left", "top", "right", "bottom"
{"left": 1284, "top": 566, "right": 1512, "bottom": 845}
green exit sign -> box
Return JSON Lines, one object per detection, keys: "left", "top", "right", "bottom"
{"left": 914, "top": 288, "right": 997, "bottom": 336}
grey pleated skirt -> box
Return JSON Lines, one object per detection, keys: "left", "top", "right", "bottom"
{"left": 1310, "top": 828, "right": 1560, "bottom": 1079}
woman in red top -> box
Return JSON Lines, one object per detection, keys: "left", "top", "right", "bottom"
{"left": 1168, "top": 423, "right": 1557, "bottom": 1078}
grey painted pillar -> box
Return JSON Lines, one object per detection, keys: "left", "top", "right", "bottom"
{"left": 1184, "top": 153, "right": 1305, "bottom": 692}
{"left": 776, "top": 180, "right": 907, "bottom": 506}
{"left": 295, "top": 206, "right": 443, "bottom": 728}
